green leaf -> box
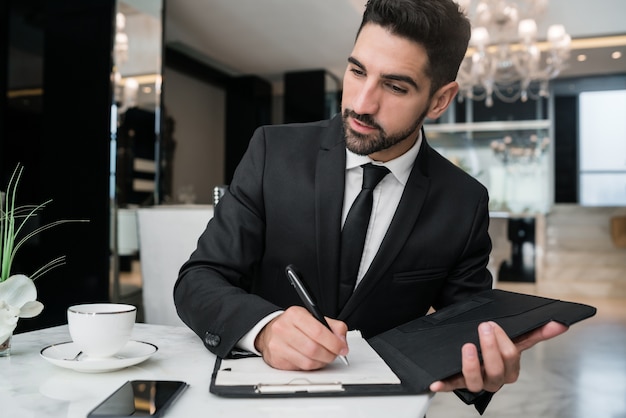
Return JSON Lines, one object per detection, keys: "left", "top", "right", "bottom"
{"left": 0, "top": 164, "right": 89, "bottom": 283}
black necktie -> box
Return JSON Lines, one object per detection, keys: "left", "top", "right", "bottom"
{"left": 338, "top": 163, "right": 390, "bottom": 310}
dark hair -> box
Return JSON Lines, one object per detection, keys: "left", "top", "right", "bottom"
{"left": 357, "top": 0, "right": 471, "bottom": 96}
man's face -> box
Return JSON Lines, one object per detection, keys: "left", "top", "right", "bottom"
{"left": 341, "top": 24, "right": 434, "bottom": 162}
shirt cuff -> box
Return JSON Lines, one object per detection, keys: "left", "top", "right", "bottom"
{"left": 237, "top": 310, "right": 284, "bottom": 355}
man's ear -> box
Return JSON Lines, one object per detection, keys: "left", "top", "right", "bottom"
{"left": 427, "top": 81, "right": 459, "bottom": 119}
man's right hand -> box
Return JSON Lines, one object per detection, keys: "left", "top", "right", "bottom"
{"left": 254, "top": 306, "right": 349, "bottom": 370}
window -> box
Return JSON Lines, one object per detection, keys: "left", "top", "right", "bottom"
{"left": 579, "top": 90, "right": 626, "bottom": 206}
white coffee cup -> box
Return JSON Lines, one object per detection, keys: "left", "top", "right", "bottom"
{"left": 67, "top": 303, "right": 137, "bottom": 359}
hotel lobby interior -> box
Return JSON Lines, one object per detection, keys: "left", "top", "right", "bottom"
{"left": 2, "top": 0, "right": 626, "bottom": 417}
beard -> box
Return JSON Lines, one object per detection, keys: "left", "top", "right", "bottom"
{"left": 342, "top": 108, "right": 428, "bottom": 156}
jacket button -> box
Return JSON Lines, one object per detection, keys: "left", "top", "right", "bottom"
{"left": 204, "top": 332, "right": 221, "bottom": 347}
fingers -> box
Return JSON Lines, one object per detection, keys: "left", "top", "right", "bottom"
{"left": 429, "top": 373, "right": 465, "bottom": 393}
{"left": 430, "top": 321, "right": 569, "bottom": 394}
{"left": 429, "top": 342, "right": 486, "bottom": 393}
{"left": 480, "top": 322, "right": 519, "bottom": 390}
{"left": 514, "top": 321, "right": 569, "bottom": 352}
{"left": 431, "top": 321, "right": 521, "bottom": 394}
{"left": 257, "top": 310, "right": 322, "bottom": 370}
{"left": 327, "top": 317, "right": 350, "bottom": 357}
{"left": 257, "top": 306, "right": 348, "bottom": 370}
{"left": 461, "top": 342, "right": 483, "bottom": 392}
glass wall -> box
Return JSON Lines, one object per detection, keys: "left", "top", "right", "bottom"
{"left": 111, "top": 0, "right": 164, "bottom": 208}
{"left": 427, "top": 121, "right": 552, "bottom": 214}
{"left": 110, "top": 0, "right": 163, "bottom": 304}
{"left": 425, "top": 96, "right": 552, "bottom": 214}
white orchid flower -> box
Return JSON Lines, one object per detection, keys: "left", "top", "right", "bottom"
{"left": 0, "top": 274, "right": 44, "bottom": 343}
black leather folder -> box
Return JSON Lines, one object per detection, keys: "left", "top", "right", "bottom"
{"left": 367, "top": 289, "right": 597, "bottom": 394}
{"left": 210, "top": 289, "right": 596, "bottom": 397}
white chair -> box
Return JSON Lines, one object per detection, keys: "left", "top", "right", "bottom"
{"left": 136, "top": 205, "right": 214, "bottom": 326}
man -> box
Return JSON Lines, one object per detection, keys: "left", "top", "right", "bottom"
{"left": 174, "top": 0, "right": 567, "bottom": 413}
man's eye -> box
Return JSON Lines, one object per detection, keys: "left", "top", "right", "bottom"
{"left": 388, "top": 84, "right": 408, "bottom": 94}
{"left": 350, "top": 68, "right": 365, "bottom": 77}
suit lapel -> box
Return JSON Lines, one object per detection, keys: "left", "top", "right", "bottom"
{"left": 315, "top": 116, "right": 346, "bottom": 317}
{"left": 339, "top": 130, "right": 432, "bottom": 317}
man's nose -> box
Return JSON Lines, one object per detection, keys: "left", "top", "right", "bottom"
{"left": 352, "top": 83, "right": 380, "bottom": 115}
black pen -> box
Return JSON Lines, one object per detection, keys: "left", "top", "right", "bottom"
{"left": 285, "top": 264, "right": 349, "bottom": 366}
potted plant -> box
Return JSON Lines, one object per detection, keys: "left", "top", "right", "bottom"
{"left": 0, "top": 164, "right": 87, "bottom": 356}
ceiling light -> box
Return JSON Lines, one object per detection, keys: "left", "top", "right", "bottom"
{"left": 611, "top": 51, "right": 622, "bottom": 59}
{"left": 455, "top": 0, "right": 570, "bottom": 107}
{"left": 577, "top": 54, "right": 587, "bottom": 62}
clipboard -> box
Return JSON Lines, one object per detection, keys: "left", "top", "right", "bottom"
{"left": 209, "top": 330, "right": 409, "bottom": 397}
{"left": 209, "top": 289, "right": 596, "bottom": 397}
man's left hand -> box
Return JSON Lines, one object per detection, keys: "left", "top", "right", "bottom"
{"left": 429, "top": 320, "right": 568, "bottom": 393}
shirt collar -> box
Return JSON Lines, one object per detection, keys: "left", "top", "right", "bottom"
{"left": 345, "top": 129, "right": 422, "bottom": 186}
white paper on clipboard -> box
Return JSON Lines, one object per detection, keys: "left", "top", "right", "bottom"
{"left": 214, "top": 330, "right": 401, "bottom": 389}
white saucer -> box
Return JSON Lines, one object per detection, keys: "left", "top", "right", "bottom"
{"left": 40, "top": 340, "right": 158, "bottom": 373}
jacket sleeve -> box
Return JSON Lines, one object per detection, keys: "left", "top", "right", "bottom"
{"left": 173, "top": 126, "right": 281, "bottom": 358}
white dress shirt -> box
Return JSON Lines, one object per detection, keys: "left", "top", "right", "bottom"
{"left": 343, "top": 132, "right": 421, "bottom": 287}
{"left": 237, "top": 131, "right": 422, "bottom": 354}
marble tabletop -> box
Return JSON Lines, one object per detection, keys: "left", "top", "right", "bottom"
{"left": 1, "top": 323, "right": 431, "bottom": 418}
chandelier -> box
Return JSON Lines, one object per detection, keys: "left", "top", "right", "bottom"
{"left": 491, "top": 133, "right": 550, "bottom": 164}
{"left": 455, "top": 0, "right": 571, "bottom": 107}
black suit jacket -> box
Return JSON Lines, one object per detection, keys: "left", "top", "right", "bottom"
{"left": 174, "top": 114, "right": 492, "bottom": 359}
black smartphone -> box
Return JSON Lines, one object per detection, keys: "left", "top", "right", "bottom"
{"left": 87, "top": 380, "right": 189, "bottom": 417}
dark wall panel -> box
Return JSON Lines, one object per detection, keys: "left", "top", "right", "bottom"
{"left": 2, "top": 0, "right": 115, "bottom": 332}
{"left": 225, "top": 76, "right": 272, "bottom": 184}
{"left": 284, "top": 70, "right": 327, "bottom": 123}
{"left": 553, "top": 96, "right": 578, "bottom": 203}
